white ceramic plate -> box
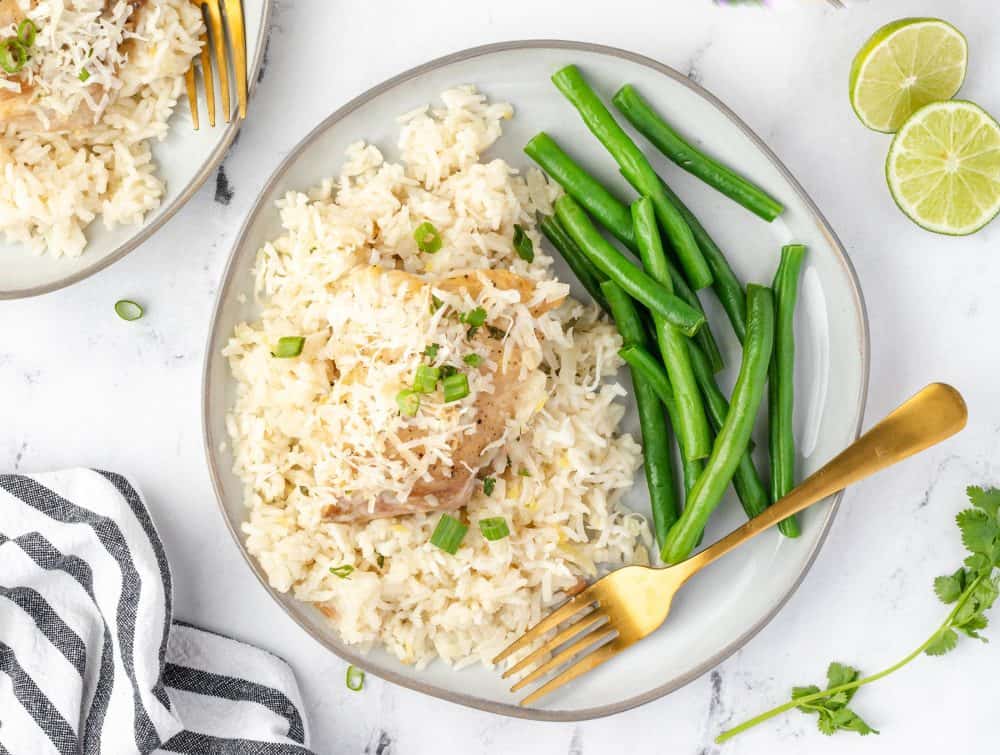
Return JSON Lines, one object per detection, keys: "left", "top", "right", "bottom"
{"left": 202, "top": 41, "right": 869, "bottom": 721}
{"left": 0, "top": 0, "right": 272, "bottom": 300}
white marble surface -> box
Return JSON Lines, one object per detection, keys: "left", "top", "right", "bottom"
{"left": 3, "top": 0, "right": 999, "bottom": 752}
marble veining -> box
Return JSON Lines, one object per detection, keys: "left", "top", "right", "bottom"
{"left": 1, "top": 0, "right": 997, "bottom": 752}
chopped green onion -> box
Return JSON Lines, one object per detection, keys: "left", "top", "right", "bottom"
{"left": 430, "top": 514, "right": 468, "bottom": 554}
{"left": 329, "top": 565, "right": 354, "bottom": 579}
{"left": 513, "top": 224, "right": 534, "bottom": 262}
{"left": 114, "top": 299, "right": 143, "bottom": 321}
{"left": 440, "top": 365, "right": 459, "bottom": 379}
{"left": 424, "top": 343, "right": 440, "bottom": 359}
{"left": 413, "top": 364, "right": 440, "bottom": 393}
{"left": 463, "top": 353, "right": 482, "bottom": 367}
{"left": 272, "top": 336, "right": 304, "bottom": 358}
{"left": 414, "top": 221, "right": 443, "bottom": 253}
{"left": 396, "top": 389, "right": 420, "bottom": 417}
{"left": 0, "top": 39, "right": 27, "bottom": 74}
{"left": 483, "top": 477, "right": 496, "bottom": 496}
{"left": 376, "top": 554, "right": 385, "bottom": 569}
{"left": 479, "top": 517, "right": 510, "bottom": 541}
{"left": 346, "top": 665, "right": 365, "bottom": 692}
{"left": 430, "top": 295, "right": 444, "bottom": 313}
{"left": 460, "top": 307, "right": 487, "bottom": 327}
{"left": 16, "top": 19, "right": 37, "bottom": 47}
{"left": 487, "top": 325, "right": 506, "bottom": 340}
{"left": 442, "top": 373, "right": 470, "bottom": 402}
{"left": 518, "top": 469, "right": 532, "bottom": 477}
{"left": 78, "top": 68, "right": 90, "bottom": 82}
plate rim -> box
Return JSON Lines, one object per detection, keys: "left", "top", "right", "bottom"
{"left": 201, "top": 39, "right": 871, "bottom": 722}
{"left": 0, "top": 0, "right": 275, "bottom": 301}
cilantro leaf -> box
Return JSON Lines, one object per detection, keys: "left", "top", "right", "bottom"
{"left": 826, "top": 662, "right": 860, "bottom": 693}
{"left": 967, "top": 486, "right": 1000, "bottom": 519}
{"left": 956, "top": 509, "right": 1000, "bottom": 558}
{"left": 934, "top": 569, "right": 965, "bottom": 604}
{"left": 924, "top": 628, "right": 958, "bottom": 656}
{"left": 789, "top": 663, "right": 878, "bottom": 738}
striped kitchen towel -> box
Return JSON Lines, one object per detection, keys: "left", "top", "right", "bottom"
{"left": 0, "top": 469, "right": 314, "bottom": 754}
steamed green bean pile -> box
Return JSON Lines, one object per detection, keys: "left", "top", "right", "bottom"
{"left": 534, "top": 64, "right": 809, "bottom": 564}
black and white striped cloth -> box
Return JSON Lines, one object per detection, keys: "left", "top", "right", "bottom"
{"left": 0, "top": 470, "right": 315, "bottom": 754}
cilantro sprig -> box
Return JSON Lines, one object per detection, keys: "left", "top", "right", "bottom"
{"left": 717, "top": 485, "right": 1000, "bottom": 743}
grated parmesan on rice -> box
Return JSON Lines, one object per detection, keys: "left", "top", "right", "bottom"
{"left": 0, "top": 1, "right": 202, "bottom": 257}
{"left": 225, "top": 87, "right": 651, "bottom": 669}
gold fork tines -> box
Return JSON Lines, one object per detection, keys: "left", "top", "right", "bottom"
{"left": 495, "top": 383, "right": 968, "bottom": 707}
{"left": 185, "top": 0, "right": 248, "bottom": 129}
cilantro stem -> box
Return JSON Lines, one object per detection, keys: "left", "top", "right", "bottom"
{"left": 716, "top": 575, "right": 985, "bottom": 744}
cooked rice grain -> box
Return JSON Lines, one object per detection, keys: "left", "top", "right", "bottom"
{"left": 227, "top": 87, "right": 651, "bottom": 668}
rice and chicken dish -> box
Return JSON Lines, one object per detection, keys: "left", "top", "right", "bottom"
{"left": 0, "top": 0, "right": 202, "bottom": 257}
{"left": 225, "top": 87, "right": 652, "bottom": 668}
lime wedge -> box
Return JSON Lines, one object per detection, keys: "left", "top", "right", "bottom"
{"left": 886, "top": 101, "right": 1000, "bottom": 235}
{"left": 850, "top": 18, "right": 967, "bottom": 133}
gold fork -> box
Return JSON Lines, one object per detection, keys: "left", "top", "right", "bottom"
{"left": 494, "top": 383, "right": 967, "bottom": 706}
{"left": 185, "top": 0, "right": 248, "bottom": 129}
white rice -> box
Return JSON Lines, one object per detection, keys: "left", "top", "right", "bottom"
{"left": 225, "top": 87, "right": 651, "bottom": 669}
{"left": 0, "top": 1, "right": 202, "bottom": 257}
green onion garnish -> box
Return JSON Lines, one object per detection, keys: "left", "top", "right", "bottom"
{"left": 329, "top": 565, "right": 354, "bottom": 579}
{"left": 272, "top": 336, "right": 305, "bottom": 358}
{"left": 461, "top": 307, "right": 487, "bottom": 327}
{"left": 78, "top": 68, "right": 90, "bottom": 82}
{"left": 424, "top": 343, "right": 440, "bottom": 359}
{"left": 483, "top": 477, "right": 496, "bottom": 496}
{"left": 396, "top": 389, "right": 420, "bottom": 416}
{"left": 430, "top": 514, "right": 468, "bottom": 554}
{"left": 463, "top": 353, "right": 482, "bottom": 367}
{"left": 479, "top": 517, "right": 510, "bottom": 541}
{"left": 114, "top": 299, "right": 143, "bottom": 321}
{"left": 430, "top": 295, "right": 444, "bottom": 313}
{"left": 413, "top": 364, "right": 440, "bottom": 393}
{"left": 346, "top": 665, "right": 365, "bottom": 692}
{"left": 0, "top": 39, "right": 27, "bottom": 74}
{"left": 414, "top": 221, "right": 443, "bottom": 253}
{"left": 518, "top": 469, "right": 532, "bottom": 477}
{"left": 513, "top": 224, "right": 534, "bottom": 262}
{"left": 376, "top": 554, "right": 385, "bottom": 569}
{"left": 442, "top": 373, "right": 470, "bottom": 402}
{"left": 440, "top": 364, "right": 459, "bottom": 379}
{"left": 16, "top": 19, "right": 37, "bottom": 47}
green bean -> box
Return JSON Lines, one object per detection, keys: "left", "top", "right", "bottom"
{"left": 675, "top": 274, "right": 725, "bottom": 375}
{"left": 620, "top": 167, "right": 749, "bottom": 345}
{"left": 551, "top": 66, "right": 713, "bottom": 289}
{"left": 655, "top": 178, "right": 749, "bottom": 344}
{"left": 632, "top": 198, "right": 711, "bottom": 462}
{"left": 660, "top": 284, "right": 775, "bottom": 564}
{"left": 524, "top": 133, "right": 727, "bottom": 368}
{"left": 612, "top": 84, "right": 784, "bottom": 222}
{"left": 554, "top": 196, "right": 705, "bottom": 337}
{"left": 768, "top": 245, "right": 806, "bottom": 539}
{"left": 526, "top": 134, "right": 636, "bottom": 250}
{"left": 689, "top": 342, "right": 771, "bottom": 521}
{"left": 539, "top": 214, "right": 610, "bottom": 314}
{"left": 602, "top": 281, "right": 680, "bottom": 544}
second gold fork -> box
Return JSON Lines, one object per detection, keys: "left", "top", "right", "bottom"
{"left": 494, "top": 383, "right": 968, "bottom": 706}
{"left": 185, "top": 0, "right": 248, "bottom": 129}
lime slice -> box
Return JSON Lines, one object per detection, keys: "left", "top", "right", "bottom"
{"left": 850, "top": 18, "right": 968, "bottom": 133}
{"left": 887, "top": 101, "right": 1000, "bottom": 235}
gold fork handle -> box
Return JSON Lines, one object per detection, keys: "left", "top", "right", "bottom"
{"left": 680, "top": 383, "right": 967, "bottom": 576}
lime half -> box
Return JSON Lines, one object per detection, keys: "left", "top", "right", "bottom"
{"left": 850, "top": 18, "right": 968, "bottom": 133}
{"left": 887, "top": 101, "right": 1000, "bottom": 235}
